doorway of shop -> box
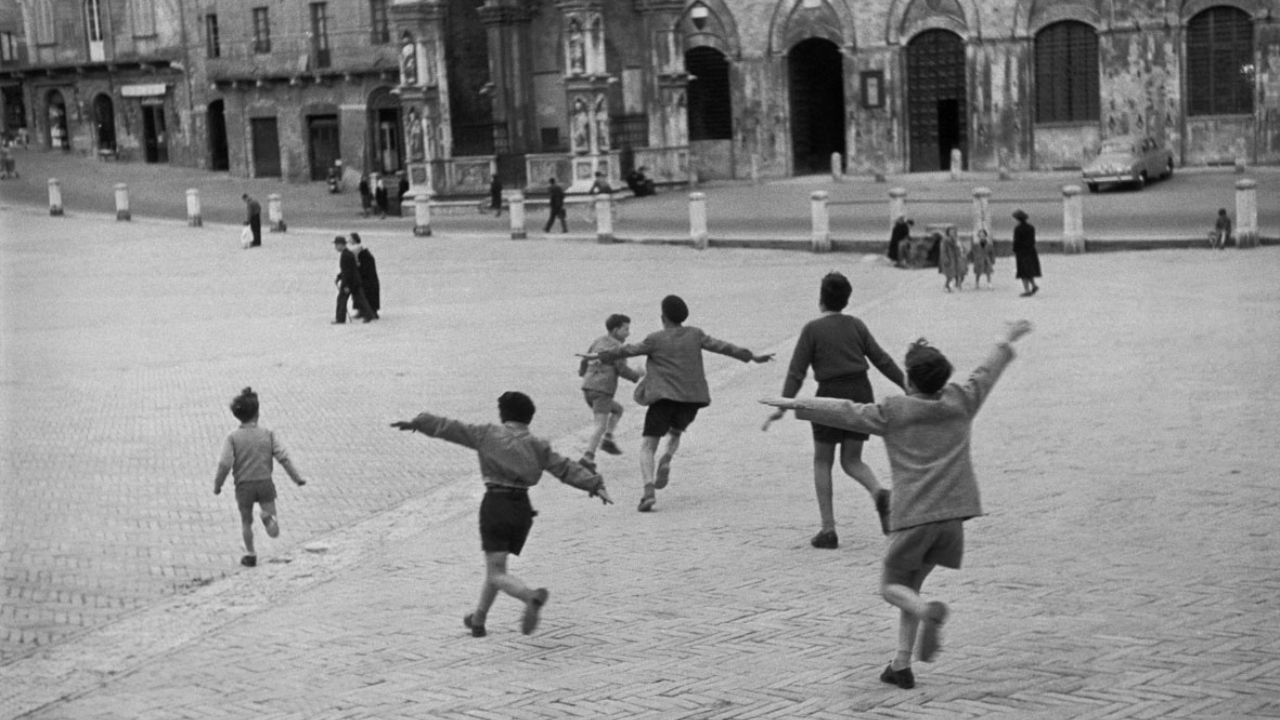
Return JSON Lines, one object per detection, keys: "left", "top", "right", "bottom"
{"left": 787, "top": 38, "right": 846, "bottom": 175}
{"left": 142, "top": 103, "right": 168, "bottom": 163}
{"left": 208, "top": 100, "right": 229, "bottom": 171}
{"left": 251, "top": 117, "right": 282, "bottom": 177}
{"left": 307, "top": 114, "right": 340, "bottom": 181}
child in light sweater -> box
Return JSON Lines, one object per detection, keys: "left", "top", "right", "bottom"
{"left": 762, "top": 320, "right": 1032, "bottom": 689}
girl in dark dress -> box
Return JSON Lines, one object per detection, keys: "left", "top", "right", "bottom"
{"left": 1011, "top": 209, "right": 1041, "bottom": 296}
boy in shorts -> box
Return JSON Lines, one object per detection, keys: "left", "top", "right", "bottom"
{"left": 391, "top": 391, "right": 612, "bottom": 637}
{"left": 761, "top": 320, "right": 1032, "bottom": 688}
{"left": 213, "top": 387, "right": 307, "bottom": 568}
{"left": 578, "top": 313, "right": 643, "bottom": 471}
{"left": 585, "top": 295, "right": 773, "bottom": 512}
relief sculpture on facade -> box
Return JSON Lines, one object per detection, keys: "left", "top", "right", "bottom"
{"left": 572, "top": 95, "right": 590, "bottom": 154}
{"left": 593, "top": 94, "right": 609, "bottom": 153}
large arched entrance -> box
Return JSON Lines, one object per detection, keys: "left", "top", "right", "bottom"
{"left": 207, "top": 99, "right": 229, "bottom": 171}
{"left": 47, "top": 90, "right": 69, "bottom": 150}
{"left": 788, "top": 38, "right": 845, "bottom": 174}
{"left": 92, "top": 94, "right": 116, "bottom": 154}
{"left": 906, "top": 29, "right": 966, "bottom": 172}
{"left": 367, "top": 87, "right": 402, "bottom": 174}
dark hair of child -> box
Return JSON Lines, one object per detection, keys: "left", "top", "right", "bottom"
{"left": 498, "top": 391, "right": 536, "bottom": 424}
{"left": 230, "top": 387, "right": 259, "bottom": 422}
{"left": 661, "top": 295, "right": 689, "bottom": 324}
{"left": 605, "top": 313, "right": 631, "bottom": 332}
{"left": 820, "top": 272, "right": 852, "bottom": 312}
{"left": 905, "top": 342, "right": 953, "bottom": 394}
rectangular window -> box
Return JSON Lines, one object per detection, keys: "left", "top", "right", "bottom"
{"left": 34, "top": 0, "right": 56, "bottom": 44}
{"left": 1034, "top": 21, "right": 1100, "bottom": 124}
{"left": 130, "top": 0, "right": 155, "bottom": 37}
{"left": 310, "top": 3, "right": 330, "bottom": 68}
{"left": 252, "top": 7, "right": 271, "bottom": 54}
{"left": 1187, "top": 7, "right": 1254, "bottom": 116}
{"left": 370, "top": 0, "right": 390, "bottom": 44}
{"left": 205, "top": 14, "right": 220, "bottom": 58}
{"left": 0, "top": 32, "right": 17, "bottom": 62}
{"left": 85, "top": 0, "right": 104, "bottom": 42}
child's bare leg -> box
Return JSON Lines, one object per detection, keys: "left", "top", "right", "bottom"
{"left": 812, "top": 441, "right": 837, "bottom": 532}
{"left": 639, "top": 435, "right": 660, "bottom": 495}
{"left": 583, "top": 412, "right": 610, "bottom": 458}
{"left": 660, "top": 431, "right": 681, "bottom": 464}
{"left": 839, "top": 440, "right": 883, "bottom": 496}
{"left": 474, "top": 551, "right": 534, "bottom": 624}
{"left": 241, "top": 520, "right": 256, "bottom": 556}
{"left": 260, "top": 500, "right": 279, "bottom": 538}
{"left": 882, "top": 565, "right": 937, "bottom": 666}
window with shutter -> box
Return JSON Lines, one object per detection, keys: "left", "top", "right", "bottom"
{"left": 1034, "top": 21, "right": 1099, "bottom": 124}
{"left": 1187, "top": 7, "right": 1253, "bottom": 116}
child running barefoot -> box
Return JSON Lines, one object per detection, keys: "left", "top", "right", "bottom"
{"left": 578, "top": 313, "right": 643, "bottom": 471}
{"left": 213, "top": 388, "right": 307, "bottom": 567}
{"left": 762, "top": 320, "right": 1032, "bottom": 688}
{"left": 391, "top": 392, "right": 612, "bottom": 637}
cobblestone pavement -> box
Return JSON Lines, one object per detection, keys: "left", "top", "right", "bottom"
{"left": 1, "top": 199, "right": 1278, "bottom": 718}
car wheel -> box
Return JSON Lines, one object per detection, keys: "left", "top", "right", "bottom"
{"left": 1135, "top": 172, "right": 1147, "bottom": 189}
{"left": 1087, "top": 183, "right": 1099, "bottom": 193}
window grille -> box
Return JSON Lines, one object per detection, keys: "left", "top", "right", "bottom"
{"left": 252, "top": 7, "right": 271, "bottom": 54}
{"left": 370, "top": 0, "right": 390, "bottom": 45}
{"left": 685, "top": 47, "right": 733, "bottom": 140}
{"left": 611, "top": 114, "right": 649, "bottom": 149}
{"left": 1034, "top": 21, "right": 1099, "bottom": 123}
{"left": 205, "top": 14, "right": 220, "bottom": 58}
{"left": 1187, "top": 7, "right": 1253, "bottom": 115}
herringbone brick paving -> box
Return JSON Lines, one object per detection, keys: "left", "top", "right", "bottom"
{"left": 1, "top": 202, "right": 1278, "bottom": 718}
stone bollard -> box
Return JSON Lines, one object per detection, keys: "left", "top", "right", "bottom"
{"left": 689, "top": 192, "right": 708, "bottom": 250}
{"left": 971, "top": 187, "right": 991, "bottom": 240}
{"left": 810, "top": 190, "right": 831, "bottom": 253}
{"left": 267, "top": 193, "right": 285, "bottom": 232}
{"left": 413, "top": 193, "right": 432, "bottom": 236}
{"left": 114, "top": 183, "right": 131, "bottom": 221}
{"left": 595, "top": 193, "right": 614, "bottom": 243}
{"left": 1234, "top": 179, "right": 1258, "bottom": 248}
{"left": 750, "top": 154, "right": 761, "bottom": 185}
{"left": 830, "top": 152, "right": 843, "bottom": 183}
{"left": 48, "top": 178, "right": 63, "bottom": 216}
{"left": 508, "top": 190, "right": 526, "bottom": 239}
{"left": 186, "top": 189, "right": 202, "bottom": 227}
{"left": 950, "top": 148, "right": 963, "bottom": 180}
{"left": 889, "top": 187, "right": 907, "bottom": 225}
{"left": 1062, "top": 185, "right": 1085, "bottom": 254}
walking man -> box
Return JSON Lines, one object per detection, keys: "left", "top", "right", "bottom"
{"left": 544, "top": 177, "right": 568, "bottom": 233}
{"left": 332, "top": 236, "right": 375, "bottom": 324}
{"left": 242, "top": 194, "right": 262, "bottom": 247}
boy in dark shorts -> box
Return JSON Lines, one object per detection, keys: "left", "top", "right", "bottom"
{"left": 391, "top": 391, "right": 612, "bottom": 637}
{"left": 578, "top": 313, "right": 643, "bottom": 470}
{"left": 763, "top": 272, "right": 905, "bottom": 548}
{"left": 762, "top": 320, "right": 1032, "bottom": 688}
{"left": 585, "top": 295, "right": 773, "bottom": 512}
{"left": 213, "top": 387, "right": 307, "bottom": 568}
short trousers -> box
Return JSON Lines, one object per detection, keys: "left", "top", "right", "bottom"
{"left": 882, "top": 518, "right": 965, "bottom": 588}
{"left": 582, "top": 389, "right": 623, "bottom": 416}
{"left": 479, "top": 489, "right": 535, "bottom": 555}
{"left": 643, "top": 399, "right": 700, "bottom": 438}
{"left": 235, "top": 479, "right": 278, "bottom": 523}
{"left": 811, "top": 374, "right": 873, "bottom": 443}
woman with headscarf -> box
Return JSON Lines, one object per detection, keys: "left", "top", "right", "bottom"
{"left": 1011, "top": 209, "right": 1040, "bottom": 297}
{"left": 887, "top": 216, "right": 912, "bottom": 267}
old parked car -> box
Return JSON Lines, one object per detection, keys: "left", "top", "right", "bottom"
{"left": 1082, "top": 136, "right": 1175, "bottom": 192}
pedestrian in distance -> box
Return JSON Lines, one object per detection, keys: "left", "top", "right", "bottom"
{"left": 241, "top": 193, "right": 262, "bottom": 247}
{"left": 970, "top": 229, "right": 995, "bottom": 288}
{"left": 332, "top": 236, "right": 376, "bottom": 324}
{"left": 213, "top": 387, "right": 307, "bottom": 568}
{"left": 589, "top": 171, "right": 613, "bottom": 195}
{"left": 348, "top": 232, "right": 381, "bottom": 317}
{"left": 939, "top": 227, "right": 967, "bottom": 292}
{"left": 358, "top": 173, "right": 373, "bottom": 217}
{"left": 887, "top": 216, "right": 912, "bottom": 267}
{"left": 578, "top": 313, "right": 644, "bottom": 472}
{"left": 1011, "top": 209, "right": 1041, "bottom": 296}
{"left": 390, "top": 391, "right": 612, "bottom": 637}
{"left": 1211, "top": 208, "right": 1232, "bottom": 250}
{"left": 0, "top": 140, "right": 17, "bottom": 179}
{"left": 544, "top": 177, "right": 568, "bottom": 233}
{"left": 489, "top": 174, "right": 503, "bottom": 217}
{"left": 374, "top": 177, "right": 389, "bottom": 219}
{"left": 761, "top": 319, "right": 1034, "bottom": 689}
{"left": 582, "top": 295, "right": 774, "bottom": 512}
{"left": 763, "top": 272, "right": 905, "bottom": 549}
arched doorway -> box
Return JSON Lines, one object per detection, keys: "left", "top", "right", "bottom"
{"left": 47, "top": 90, "right": 68, "bottom": 150}
{"left": 685, "top": 46, "right": 733, "bottom": 179}
{"left": 906, "top": 29, "right": 966, "bottom": 172}
{"left": 208, "top": 99, "right": 229, "bottom": 171}
{"left": 367, "top": 87, "right": 402, "bottom": 174}
{"left": 93, "top": 94, "right": 116, "bottom": 154}
{"left": 788, "top": 38, "right": 846, "bottom": 175}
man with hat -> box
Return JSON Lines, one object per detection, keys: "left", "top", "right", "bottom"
{"left": 1011, "top": 209, "right": 1041, "bottom": 296}
{"left": 332, "top": 236, "right": 375, "bottom": 324}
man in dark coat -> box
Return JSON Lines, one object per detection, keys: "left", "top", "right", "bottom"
{"left": 544, "top": 177, "right": 567, "bottom": 233}
{"left": 349, "top": 232, "right": 380, "bottom": 316}
{"left": 332, "top": 236, "right": 375, "bottom": 324}
{"left": 489, "top": 174, "right": 503, "bottom": 217}
{"left": 887, "top": 216, "right": 913, "bottom": 267}
{"left": 1011, "top": 209, "right": 1041, "bottom": 297}
{"left": 374, "top": 177, "right": 389, "bottom": 218}
{"left": 242, "top": 194, "right": 262, "bottom": 247}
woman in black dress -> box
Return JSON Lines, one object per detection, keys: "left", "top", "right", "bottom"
{"left": 1011, "top": 209, "right": 1041, "bottom": 296}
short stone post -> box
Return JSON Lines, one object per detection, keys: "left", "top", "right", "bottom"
{"left": 830, "top": 152, "right": 843, "bottom": 182}
{"left": 689, "top": 192, "right": 708, "bottom": 250}
{"left": 810, "top": 190, "right": 831, "bottom": 253}
{"left": 889, "top": 187, "right": 907, "bottom": 225}
{"left": 971, "top": 187, "right": 991, "bottom": 240}
{"left": 949, "top": 148, "right": 963, "bottom": 180}
{"left": 595, "top": 193, "right": 614, "bottom": 243}
{"left": 508, "top": 190, "right": 526, "bottom": 239}
{"left": 267, "top": 193, "right": 285, "bottom": 232}
{"left": 48, "top": 178, "right": 63, "bottom": 216}
{"left": 1062, "top": 184, "right": 1085, "bottom": 254}
{"left": 1234, "top": 178, "right": 1258, "bottom": 248}
{"left": 114, "top": 183, "right": 131, "bottom": 221}
{"left": 186, "top": 189, "right": 202, "bottom": 227}
{"left": 413, "top": 192, "right": 432, "bottom": 236}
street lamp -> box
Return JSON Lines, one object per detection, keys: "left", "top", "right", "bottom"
{"left": 690, "top": 3, "right": 709, "bottom": 31}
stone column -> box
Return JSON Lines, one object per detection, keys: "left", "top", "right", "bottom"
{"left": 509, "top": 190, "right": 526, "bottom": 240}
{"left": 595, "top": 193, "right": 614, "bottom": 243}
{"left": 558, "top": 1, "right": 618, "bottom": 192}
{"left": 392, "top": 2, "right": 448, "bottom": 199}
{"left": 413, "top": 193, "right": 432, "bottom": 236}
{"left": 637, "top": 0, "right": 688, "bottom": 184}
{"left": 48, "top": 178, "right": 63, "bottom": 216}
{"left": 268, "top": 193, "right": 285, "bottom": 232}
{"left": 1062, "top": 185, "right": 1084, "bottom": 254}
{"left": 186, "top": 189, "right": 202, "bottom": 227}
{"left": 479, "top": 3, "right": 536, "bottom": 160}
{"left": 1235, "top": 179, "right": 1258, "bottom": 248}
{"left": 114, "top": 183, "right": 130, "bottom": 221}
{"left": 831, "top": 152, "right": 844, "bottom": 182}
{"left": 971, "top": 187, "right": 991, "bottom": 241}
{"left": 889, "top": 187, "right": 907, "bottom": 225}
{"left": 689, "top": 192, "right": 707, "bottom": 250}
{"left": 811, "top": 191, "right": 830, "bottom": 253}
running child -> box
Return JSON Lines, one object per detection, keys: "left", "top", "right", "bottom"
{"left": 213, "top": 387, "right": 307, "bottom": 568}
{"left": 761, "top": 320, "right": 1033, "bottom": 688}
{"left": 391, "top": 391, "right": 612, "bottom": 637}
{"left": 970, "top": 229, "right": 995, "bottom": 289}
{"left": 578, "top": 313, "right": 644, "bottom": 471}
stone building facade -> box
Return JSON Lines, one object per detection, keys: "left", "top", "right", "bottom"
{"left": 2, "top": 0, "right": 1278, "bottom": 194}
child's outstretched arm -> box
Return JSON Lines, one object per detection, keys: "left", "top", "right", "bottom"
{"left": 700, "top": 333, "right": 775, "bottom": 363}
{"left": 390, "top": 411, "right": 483, "bottom": 449}
{"left": 270, "top": 433, "right": 306, "bottom": 486}
{"left": 544, "top": 450, "right": 612, "bottom": 505}
{"left": 759, "top": 397, "right": 887, "bottom": 436}
{"left": 958, "top": 320, "right": 1033, "bottom": 414}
